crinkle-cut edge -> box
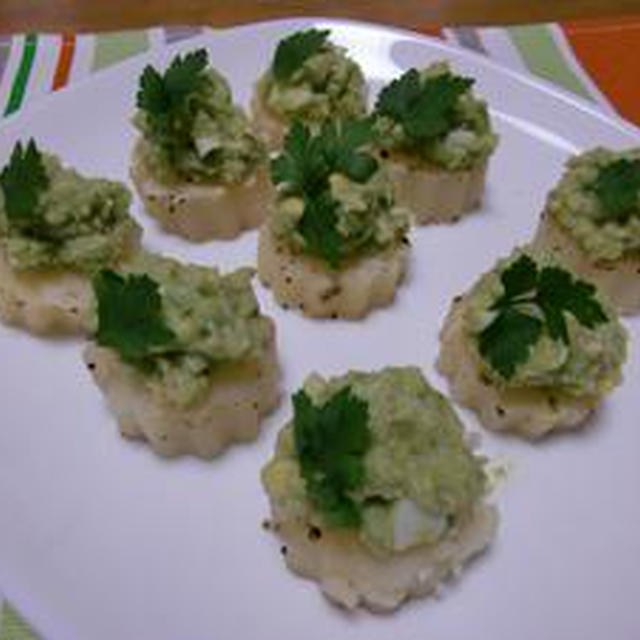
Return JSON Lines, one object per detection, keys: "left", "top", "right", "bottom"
{"left": 268, "top": 502, "right": 497, "bottom": 613}
{"left": 130, "top": 139, "right": 271, "bottom": 242}
{"left": 531, "top": 209, "right": 640, "bottom": 316}
{"left": 384, "top": 153, "right": 487, "bottom": 225}
{"left": 436, "top": 293, "right": 597, "bottom": 439}
{"left": 257, "top": 223, "right": 408, "bottom": 319}
{"left": 83, "top": 318, "right": 280, "bottom": 458}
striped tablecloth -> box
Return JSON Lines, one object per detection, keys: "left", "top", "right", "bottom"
{"left": 1, "top": 16, "right": 639, "bottom": 639}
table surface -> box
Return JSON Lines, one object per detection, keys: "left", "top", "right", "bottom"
{"left": 1, "top": 0, "right": 640, "bottom": 33}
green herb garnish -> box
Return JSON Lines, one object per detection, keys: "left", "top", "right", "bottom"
{"left": 137, "top": 48, "right": 208, "bottom": 118}
{"left": 0, "top": 139, "right": 49, "bottom": 233}
{"left": 293, "top": 386, "right": 371, "bottom": 528}
{"left": 93, "top": 269, "right": 176, "bottom": 368}
{"left": 375, "top": 69, "right": 473, "bottom": 143}
{"left": 592, "top": 158, "right": 640, "bottom": 224}
{"left": 478, "top": 255, "right": 608, "bottom": 379}
{"left": 272, "top": 29, "right": 330, "bottom": 82}
{"left": 271, "top": 119, "right": 379, "bottom": 267}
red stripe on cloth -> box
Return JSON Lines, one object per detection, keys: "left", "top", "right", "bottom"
{"left": 52, "top": 33, "right": 76, "bottom": 91}
{"left": 560, "top": 17, "right": 640, "bottom": 127}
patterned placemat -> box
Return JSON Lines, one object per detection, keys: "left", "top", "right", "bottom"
{"left": 1, "top": 16, "right": 639, "bottom": 639}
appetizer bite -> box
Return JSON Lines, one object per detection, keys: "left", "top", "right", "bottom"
{"left": 262, "top": 367, "right": 498, "bottom": 612}
{"left": 131, "top": 49, "right": 268, "bottom": 241}
{"left": 257, "top": 119, "right": 410, "bottom": 319}
{"left": 372, "top": 62, "right": 498, "bottom": 223}
{"left": 0, "top": 139, "right": 141, "bottom": 335}
{"left": 251, "top": 28, "right": 367, "bottom": 149}
{"left": 532, "top": 148, "right": 640, "bottom": 315}
{"left": 84, "top": 252, "right": 279, "bottom": 458}
{"left": 437, "top": 251, "right": 628, "bottom": 438}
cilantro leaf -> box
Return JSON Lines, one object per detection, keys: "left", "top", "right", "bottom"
{"left": 591, "top": 158, "right": 640, "bottom": 224}
{"left": 293, "top": 386, "right": 371, "bottom": 528}
{"left": 538, "top": 267, "right": 608, "bottom": 334}
{"left": 93, "top": 269, "right": 176, "bottom": 367}
{"left": 0, "top": 139, "right": 49, "bottom": 231}
{"left": 136, "top": 48, "right": 208, "bottom": 116}
{"left": 270, "top": 121, "right": 329, "bottom": 195}
{"left": 375, "top": 69, "right": 473, "bottom": 143}
{"left": 272, "top": 29, "right": 330, "bottom": 82}
{"left": 297, "top": 190, "right": 343, "bottom": 268}
{"left": 319, "top": 118, "right": 379, "bottom": 183}
{"left": 270, "top": 120, "right": 379, "bottom": 267}
{"left": 479, "top": 255, "right": 608, "bottom": 380}
{"left": 478, "top": 308, "right": 543, "bottom": 380}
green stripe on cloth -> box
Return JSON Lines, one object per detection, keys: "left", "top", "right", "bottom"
{"left": 507, "top": 25, "right": 592, "bottom": 100}
{"left": 0, "top": 602, "right": 38, "bottom": 640}
{"left": 92, "top": 31, "right": 150, "bottom": 71}
{"left": 3, "top": 34, "right": 38, "bottom": 117}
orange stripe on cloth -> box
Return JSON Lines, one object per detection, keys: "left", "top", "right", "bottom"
{"left": 560, "top": 17, "right": 640, "bottom": 127}
{"left": 52, "top": 33, "right": 76, "bottom": 91}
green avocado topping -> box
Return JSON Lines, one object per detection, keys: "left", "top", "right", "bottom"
{"left": 373, "top": 62, "right": 497, "bottom": 170}
{"left": 259, "top": 30, "right": 366, "bottom": 125}
{"left": 0, "top": 140, "right": 136, "bottom": 272}
{"left": 263, "top": 368, "right": 488, "bottom": 553}
{"left": 92, "top": 253, "right": 271, "bottom": 407}
{"left": 375, "top": 68, "right": 473, "bottom": 143}
{"left": 135, "top": 48, "right": 265, "bottom": 184}
{"left": 270, "top": 119, "right": 408, "bottom": 268}
{"left": 478, "top": 254, "right": 608, "bottom": 380}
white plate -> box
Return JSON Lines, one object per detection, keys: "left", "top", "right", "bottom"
{"left": 0, "top": 18, "right": 639, "bottom": 640}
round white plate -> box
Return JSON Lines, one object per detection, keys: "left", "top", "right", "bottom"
{"left": 0, "top": 18, "right": 639, "bottom": 640}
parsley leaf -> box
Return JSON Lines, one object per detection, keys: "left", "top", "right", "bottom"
{"left": 136, "top": 48, "right": 208, "bottom": 117}
{"left": 270, "top": 119, "right": 379, "bottom": 267}
{"left": 272, "top": 29, "right": 330, "bottom": 82}
{"left": 93, "top": 269, "right": 176, "bottom": 367}
{"left": 375, "top": 69, "right": 473, "bottom": 143}
{"left": 591, "top": 158, "right": 640, "bottom": 224}
{"left": 293, "top": 386, "right": 371, "bottom": 528}
{"left": 270, "top": 121, "right": 329, "bottom": 196}
{"left": 319, "top": 118, "right": 379, "bottom": 183}
{"left": 297, "top": 190, "right": 343, "bottom": 268}
{"left": 0, "top": 139, "right": 49, "bottom": 232}
{"left": 478, "top": 255, "right": 608, "bottom": 379}
{"left": 478, "top": 309, "right": 543, "bottom": 380}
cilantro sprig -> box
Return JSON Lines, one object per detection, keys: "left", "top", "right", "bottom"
{"left": 293, "top": 386, "right": 371, "bottom": 528}
{"left": 93, "top": 269, "right": 176, "bottom": 369}
{"left": 272, "top": 29, "right": 330, "bottom": 82}
{"left": 0, "top": 139, "right": 49, "bottom": 234}
{"left": 375, "top": 68, "right": 473, "bottom": 143}
{"left": 591, "top": 158, "right": 640, "bottom": 224}
{"left": 271, "top": 119, "right": 379, "bottom": 267}
{"left": 478, "top": 255, "right": 608, "bottom": 379}
{"left": 137, "top": 48, "right": 208, "bottom": 117}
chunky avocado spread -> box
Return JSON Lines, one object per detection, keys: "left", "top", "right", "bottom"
{"left": 262, "top": 367, "right": 487, "bottom": 554}
{"left": 546, "top": 148, "right": 640, "bottom": 261}
{"left": 134, "top": 49, "right": 265, "bottom": 184}
{"left": 465, "top": 251, "right": 627, "bottom": 396}
{"left": 93, "top": 252, "right": 271, "bottom": 407}
{"left": 258, "top": 29, "right": 367, "bottom": 126}
{"left": 270, "top": 120, "right": 410, "bottom": 268}
{"left": 0, "top": 144, "right": 137, "bottom": 273}
{"left": 374, "top": 62, "right": 497, "bottom": 171}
